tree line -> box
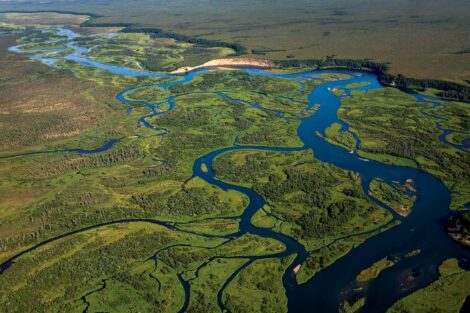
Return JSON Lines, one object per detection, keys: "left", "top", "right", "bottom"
{"left": 121, "top": 27, "right": 247, "bottom": 55}
{"left": 276, "top": 57, "right": 470, "bottom": 102}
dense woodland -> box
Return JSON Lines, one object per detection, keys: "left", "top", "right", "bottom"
{"left": 213, "top": 151, "right": 386, "bottom": 244}
{"left": 122, "top": 27, "right": 246, "bottom": 55}
{"left": 78, "top": 21, "right": 247, "bottom": 55}
{"left": 0, "top": 228, "right": 188, "bottom": 312}
{"left": 276, "top": 57, "right": 470, "bottom": 102}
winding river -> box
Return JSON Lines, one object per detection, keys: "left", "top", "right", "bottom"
{"left": 1, "top": 27, "right": 469, "bottom": 312}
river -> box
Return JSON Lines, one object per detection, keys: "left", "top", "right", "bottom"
{"left": 1, "top": 27, "right": 469, "bottom": 312}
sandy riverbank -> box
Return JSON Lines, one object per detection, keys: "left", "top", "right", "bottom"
{"left": 171, "top": 58, "right": 273, "bottom": 74}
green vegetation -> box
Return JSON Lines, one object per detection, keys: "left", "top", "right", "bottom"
{"left": 214, "top": 150, "right": 392, "bottom": 250}
{"left": 0, "top": 34, "right": 121, "bottom": 155}
{"left": 296, "top": 240, "right": 355, "bottom": 284}
{"left": 121, "top": 27, "right": 247, "bottom": 56}
{"left": 176, "top": 218, "right": 240, "bottom": 236}
{"left": 0, "top": 12, "right": 89, "bottom": 26}
{"left": 0, "top": 35, "right": 328, "bottom": 257}
{"left": 447, "top": 132, "right": 469, "bottom": 146}
{"left": 427, "top": 101, "right": 469, "bottom": 132}
{"left": 338, "top": 87, "right": 470, "bottom": 210}
{"left": 340, "top": 297, "right": 366, "bottom": 313}
{"left": 388, "top": 259, "right": 470, "bottom": 313}
{"left": 0, "top": 221, "right": 288, "bottom": 313}
{"left": 0, "top": 26, "right": 316, "bottom": 312}
{"left": 3, "top": 0, "right": 467, "bottom": 83}
{"left": 213, "top": 149, "right": 393, "bottom": 283}
{"left": 368, "top": 178, "right": 416, "bottom": 216}
{"left": 251, "top": 205, "right": 278, "bottom": 229}
{"left": 124, "top": 85, "right": 170, "bottom": 103}
{"left": 356, "top": 257, "right": 395, "bottom": 282}
{"left": 224, "top": 255, "right": 295, "bottom": 312}
{"left": 187, "top": 258, "right": 248, "bottom": 313}
{"left": 345, "top": 82, "right": 370, "bottom": 89}
{"left": 295, "top": 220, "right": 400, "bottom": 284}
{"left": 76, "top": 31, "right": 236, "bottom": 72}
{"left": 0, "top": 223, "right": 222, "bottom": 312}
{"left": 0, "top": 15, "right": 469, "bottom": 313}
{"left": 0, "top": 23, "right": 336, "bottom": 266}
{"left": 323, "top": 123, "right": 356, "bottom": 151}
{"left": 277, "top": 57, "right": 470, "bottom": 102}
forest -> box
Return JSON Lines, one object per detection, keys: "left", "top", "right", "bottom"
{"left": 277, "top": 57, "right": 470, "bottom": 102}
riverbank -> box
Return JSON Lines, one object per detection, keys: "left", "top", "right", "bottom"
{"left": 171, "top": 58, "right": 273, "bottom": 74}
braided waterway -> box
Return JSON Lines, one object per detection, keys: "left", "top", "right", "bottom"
{"left": 1, "top": 28, "right": 469, "bottom": 312}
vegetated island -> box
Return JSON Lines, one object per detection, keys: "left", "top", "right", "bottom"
{"left": 368, "top": 178, "right": 416, "bottom": 217}
{"left": 171, "top": 58, "right": 273, "bottom": 74}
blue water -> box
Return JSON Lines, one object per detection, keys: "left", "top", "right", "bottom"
{"left": 414, "top": 94, "right": 470, "bottom": 151}
{"left": 3, "top": 27, "right": 470, "bottom": 312}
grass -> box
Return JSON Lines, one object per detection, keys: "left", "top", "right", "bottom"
{"left": 251, "top": 205, "right": 278, "bottom": 229}
{"left": 340, "top": 297, "right": 366, "bottom": 313}
{"left": 338, "top": 87, "right": 470, "bottom": 211}
{"left": 76, "top": 31, "right": 235, "bottom": 72}
{"left": 446, "top": 132, "right": 469, "bottom": 146}
{"left": 295, "top": 220, "right": 400, "bottom": 284}
{"left": 345, "top": 82, "right": 371, "bottom": 89}
{"left": 368, "top": 178, "right": 416, "bottom": 217}
{"left": 388, "top": 258, "right": 470, "bottom": 313}
{"left": 0, "top": 12, "right": 88, "bottom": 26}
{"left": 2, "top": 1, "right": 469, "bottom": 82}
{"left": 159, "top": 234, "right": 285, "bottom": 276}
{"left": 0, "top": 33, "right": 323, "bottom": 258}
{"left": 0, "top": 222, "right": 223, "bottom": 312}
{"left": 356, "top": 257, "right": 395, "bottom": 282}
{"left": 0, "top": 34, "right": 122, "bottom": 155}
{"left": 176, "top": 218, "right": 240, "bottom": 236}
{"left": 296, "top": 240, "right": 356, "bottom": 284}
{"left": 214, "top": 149, "right": 392, "bottom": 250}
{"left": 427, "top": 101, "right": 469, "bottom": 132}
{"left": 0, "top": 51, "right": 318, "bottom": 253}
{"left": 0, "top": 219, "right": 287, "bottom": 312}
{"left": 213, "top": 149, "right": 394, "bottom": 284}
{"left": 124, "top": 85, "right": 171, "bottom": 103}
{"left": 0, "top": 19, "right": 468, "bottom": 313}
{"left": 223, "top": 255, "right": 295, "bottom": 312}
{"left": 187, "top": 258, "right": 248, "bottom": 312}
{"left": 323, "top": 122, "right": 356, "bottom": 151}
